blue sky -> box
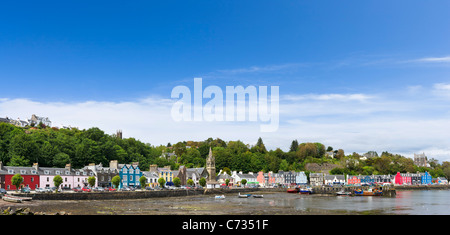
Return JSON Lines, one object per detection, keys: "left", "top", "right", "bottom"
{"left": 1, "top": 1, "right": 450, "bottom": 161}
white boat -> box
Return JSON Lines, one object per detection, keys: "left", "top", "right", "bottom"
{"left": 336, "top": 190, "right": 352, "bottom": 196}
{"left": 238, "top": 192, "right": 252, "bottom": 198}
{"left": 253, "top": 194, "right": 264, "bottom": 198}
{"left": 215, "top": 195, "right": 225, "bottom": 199}
{"left": 2, "top": 195, "right": 22, "bottom": 203}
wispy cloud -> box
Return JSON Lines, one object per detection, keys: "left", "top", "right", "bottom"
{"left": 415, "top": 56, "right": 450, "bottom": 63}
{"left": 282, "top": 93, "right": 374, "bottom": 102}
{"left": 216, "top": 63, "right": 308, "bottom": 75}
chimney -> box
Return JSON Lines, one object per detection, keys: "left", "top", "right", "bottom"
{"left": 110, "top": 160, "right": 118, "bottom": 169}
{"left": 149, "top": 164, "right": 158, "bottom": 172}
{"left": 0, "top": 161, "right": 3, "bottom": 170}
{"left": 33, "top": 163, "right": 39, "bottom": 171}
{"left": 65, "top": 163, "right": 72, "bottom": 171}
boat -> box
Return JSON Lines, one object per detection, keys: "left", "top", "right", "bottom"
{"left": 336, "top": 190, "right": 352, "bottom": 196}
{"left": 299, "top": 187, "right": 313, "bottom": 195}
{"left": 354, "top": 188, "right": 382, "bottom": 196}
{"left": 287, "top": 188, "right": 299, "bottom": 193}
{"left": 253, "top": 194, "right": 264, "bottom": 198}
{"left": 2, "top": 195, "right": 23, "bottom": 203}
{"left": 215, "top": 195, "right": 225, "bottom": 199}
{"left": 238, "top": 192, "right": 252, "bottom": 198}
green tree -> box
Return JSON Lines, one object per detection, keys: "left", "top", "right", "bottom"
{"left": 53, "top": 152, "right": 71, "bottom": 168}
{"left": 88, "top": 176, "right": 96, "bottom": 188}
{"left": 241, "top": 179, "right": 247, "bottom": 187}
{"left": 187, "top": 179, "right": 194, "bottom": 186}
{"left": 112, "top": 175, "right": 121, "bottom": 189}
{"left": 11, "top": 174, "right": 23, "bottom": 191}
{"left": 139, "top": 175, "right": 147, "bottom": 189}
{"left": 53, "top": 175, "right": 63, "bottom": 192}
{"left": 289, "top": 139, "right": 299, "bottom": 152}
{"left": 173, "top": 177, "right": 181, "bottom": 187}
{"left": 199, "top": 177, "right": 206, "bottom": 187}
{"left": 158, "top": 177, "right": 166, "bottom": 188}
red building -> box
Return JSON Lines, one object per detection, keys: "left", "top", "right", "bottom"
{"left": 1, "top": 162, "right": 40, "bottom": 190}
{"left": 394, "top": 172, "right": 404, "bottom": 185}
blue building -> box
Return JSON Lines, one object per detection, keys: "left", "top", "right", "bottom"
{"left": 118, "top": 163, "right": 143, "bottom": 189}
{"left": 421, "top": 172, "right": 432, "bottom": 185}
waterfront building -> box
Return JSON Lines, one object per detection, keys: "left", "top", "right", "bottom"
{"left": 347, "top": 175, "right": 361, "bottom": 185}
{"left": 256, "top": 171, "right": 266, "bottom": 187}
{"left": 231, "top": 171, "right": 258, "bottom": 186}
{"left": 186, "top": 167, "right": 205, "bottom": 186}
{"left": 360, "top": 175, "right": 374, "bottom": 185}
{"left": 217, "top": 172, "right": 234, "bottom": 186}
{"left": 142, "top": 170, "right": 159, "bottom": 188}
{"left": 422, "top": 171, "right": 432, "bottom": 185}
{"left": 0, "top": 162, "right": 40, "bottom": 190}
{"left": 39, "top": 164, "right": 94, "bottom": 189}
{"left": 373, "top": 175, "right": 392, "bottom": 185}
{"left": 296, "top": 171, "right": 308, "bottom": 185}
{"left": 114, "top": 162, "right": 142, "bottom": 189}
{"left": 267, "top": 171, "right": 276, "bottom": 186}
{"left": 283, "top": 171, "right": 298, "bottom": 185}
{"left": 309, "top": 173, "right": 324, "bottom": 186}
{"left": 84, "top": 161, "right": 119, "bottom": 188}
{"left": 324, "top": 174, "right": 346, "bottom": 185}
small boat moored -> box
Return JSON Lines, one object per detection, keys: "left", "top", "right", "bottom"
{"left": 215, "top": 195, "right": 225, "bottom": 199}
{"left": 253, "top": 194, "right": 264, "bottom": 198}
{"left": 287, "top": 188, "right": 299, "bottom": 193}
{"left": 2, "top": 195, "right": 23, "bottom": 203}
{"left": 299, "top": 187, "right": 313, "bottom": 195}
{"left": 354, "top": 188, "right": 382, "bottom": 196}
{"left": 238, "top": 192, "right": 252, "bottom": 198}
{"left": 336, "top": 190, "right": 352, "bottom": 196}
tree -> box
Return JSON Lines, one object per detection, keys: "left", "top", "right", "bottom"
{"left": 225, "top": 179, "right": 230, "bottom": 186}
{"left": 199, "top": 177, "right": 206, "bottom": 187}
{"left": 187, "top": 179, "right": 194, "bottom": 186}
{"left": 112, "top": 175, "right": 121, "bottom": 189}
{"left": 88, "top": 176, "right": 96, "bottom": 188}
{"left": 53, "top": 152, "right": 71, "bottom": 168}
{"left": 289, "top": 139, "right": 299, "bottom": 152}
{"left": 173, "top": 177, "right": 181, "bottom": 187}
{"left": 11, "top": 174, "right": 23, "bottom": 191}
{"left": 139, "top": 175, "right": 147, "bottom": 188}
{"left": 241, "top": 179, "right": 247, "bottom": 187}
{"left": 158, "top": 177, "right": 166, "bottom": 188}
{"left": 53, "top": 175, "right": 63, "bottom": 192}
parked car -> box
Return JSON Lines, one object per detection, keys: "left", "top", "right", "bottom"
{"left": 44, "top": 187, "right": 52, "bottom": 193}
{"left": 82, "top": 186, "right": 91, "bottom": 192}
{"left": 0, "top": 188, "right": 7, "bottom": 195}
{"left": 35, "top": 188, "right": 46, "bottom": 193}
{"left": 105, "top": 187, "right": 116, "bottom": 191}
{"left": 93, "top": 187, "right": 104, "bottom": 192}
{"left": 21, "top": 187, "right": 31, "bottom": 193}
{"left": 120, "top": 186, "right": 131, "bottom": 191}
{"left": 73, "top": 187, "right": 82, "bottom": 192}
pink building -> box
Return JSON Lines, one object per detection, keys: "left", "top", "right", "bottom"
{"left": 39, "top": 164, "right": 94, "bottom": 189}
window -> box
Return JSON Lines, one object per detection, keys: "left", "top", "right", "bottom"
{"left": 130, "top": 175, "right": 133, "bottom": 181}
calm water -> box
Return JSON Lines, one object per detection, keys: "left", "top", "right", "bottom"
{"left": 286, "top": 190, "right": 450, "bottom": 215}
{"left": 6, "top": 190, "right": 450, "bottom": 215}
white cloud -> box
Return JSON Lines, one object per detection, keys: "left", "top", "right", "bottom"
{"left": 415, "top": 56, "right": 450, "bottom": 63}
{"left": 2, "top": 85, "right": 450, "bottom": 163}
